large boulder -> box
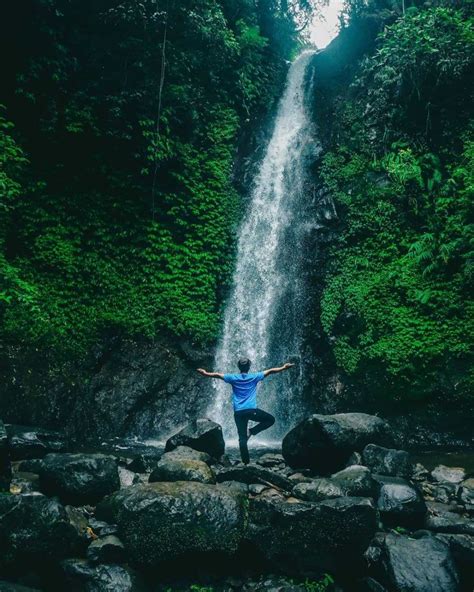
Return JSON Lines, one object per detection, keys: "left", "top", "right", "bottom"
{"left": 292, "top": 465, "right": 378, "bottom": 502}
{"left": 374, "top": 475, "right": 427, "bottom": 528}
{"left": 61, "top": 558, "right": 148, "bottom": 591}
{"left": 6, "top": 425, "right": 67, "bottom": 460}
{"left": 215, "top": 464, "right": 293, "bottom": 491}
{"left": 362, "top": 444, "right": 412, "bottom": 478}
{"left": 248, "top": 496, "right": 377, "bottom": 574}
{"left": 149, "top": 458, "right": 215, "bottom": 484}
{"left": 96, "top": 481, "right": 247, "bottom": 565}
{"left": 375, "top": 533, "right": 459, "bottom": 592}
{"left": 165, "top": 419, "right": 225, "bottom": 458}
{"left": 39, "top": 453, "right": 120, "bottom": 505}
{"left": 0, "top": 492, "right": 80, "bottom": 569}
{"left": 282, "top": 413, "right": 392, "bottom": 472}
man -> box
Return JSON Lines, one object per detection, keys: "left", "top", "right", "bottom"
{"left": 197, "top": 357, "right": 294, "bottom": 464}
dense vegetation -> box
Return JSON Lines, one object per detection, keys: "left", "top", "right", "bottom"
{"left": 0, "top": 0, "right": 301, "bottom": 354}
{"left": 318, "top": 3, "right": 474, "bottom": 404}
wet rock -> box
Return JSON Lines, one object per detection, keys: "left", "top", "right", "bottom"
{"left": 431, "top": 465, "right": 466, "bottom": 484}
{"left": 411, "top": 463, "right": 429, "bottom": 482}
{"left": 0, "top": 492, "right": 80, "bottom": 569}
{"left": 149, "top": 457, "right": 215, "bottom": 484}
{"left": 61, "top": 558, "right": 147, "bottom": 591}
{"left": 65, "top": 505, "right": 92, "bottom": 547}
{"left": 87, "top": 535, "right": 126, "bottom": 564}
{"left": 374, "top": 475, "right": 426, "bottom": 528}
{"left": 282, "top": 413, "right": 392, "bottom": 472}
{"left": 362, "top": 444, "right": 412, "bottom": 478}
{"left": 248, "top": 495, "right": 377, "bottom": 574}
{"left": 17, "top": 459, "right": 43, "bottom": 473}
{"left": 458, "top": 478, "right": 474, "bottom": 511}
{"left": 161, "top": 445, "right": 214, "bottom": 465}
{"left": 257, "top": 453, "right": 286, "bottom": 469}
{"left": 165, "top": 419, "right": 225, "bottom": 457}
{"left": 292, "top": 465, "right": 378, "bottom": 502}
{"left": 215, "top": 464, "right": 293, "bottom": 491}
{"left": 39, "top": 453, "right": 120, "bottom": 505}
{"left": 87, "top": 518, "right": 119, "bottom": 538}
{"left": 96, "top": 481, "right": 247, "bottom": 565}
{"left": 218, "top": 480, "right": 249, "bottom": 494}
{"left": 249, "top": 483, "right": 268, "bottom": 495}
{"left": 376, "top": 532, "right": 459, "bottom": 592}
{"left": 118, "top": 466, "right": 139, "bottom": 488}
{"left": 6, "top": 425, "right": 67, "bottom": 460}
{"left": 126, "top": 455, "right": 154, "bottom": 474}
{"left": 425, "top": 502, "right": 474, "bottom": 535}
{"left": 436, "top": 533, "right": 474, "bottom": 589}
{"left": 9, "top": 472, "right": 40, "bottom": 494}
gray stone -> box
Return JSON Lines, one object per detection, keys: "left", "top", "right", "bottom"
{"left": 61, "top": 558, "right": 147, "bottom": 591}
{"left": 87, "top": 535, "right": 126, "bottom": 564}
{"left": 425, "top": 503, "right": 474, "bottom": 535}
{"left": 362, "top": 444, "right": 412, "bottom": 478}
{"left": 96, "top": 481, "right": 247, "bottom": 565}
{"left": 374, "top": 475, "right": 427, "bottom": 527}
{"left": 215, "top": 463, "right": 293, "bottom": 491}
{"left": 431, "top": 465, "right": 466, "bottom": 484}
{"left": 39, "top": 453, "right": 120, "bottom": 505}
{"left": 377, "top": 533, "right": 459, "bottom": 592}
{"left": 161, "top": 445, "right": 213, "bottom": 465}
{"left": 248, "top": 495, "right": 377, "bottom": 574}
{"left": 149, "top": 457, "right": 215, "bottom": 484}
{"left": 165, "top": 419, "right": 225, "bottom": 457}
{"left": 293, "top": 465, "right": 378, "bottom": 502}
{"left": 282, "top": 413, "right": 392, "bottom": 472}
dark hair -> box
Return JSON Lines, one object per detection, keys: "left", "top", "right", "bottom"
{"left": 238, "top": 357, "right": 251, "bottom": 373}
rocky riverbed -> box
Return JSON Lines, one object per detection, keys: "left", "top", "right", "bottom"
{"left": 0, "top": 414, "right": 473, "bottom": 592}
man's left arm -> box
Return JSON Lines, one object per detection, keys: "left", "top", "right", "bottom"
{"left": 197, "top": 368, "right": 225, "bottom": 380}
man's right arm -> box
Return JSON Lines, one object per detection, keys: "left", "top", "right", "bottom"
{"left": 263, "top": 362, "right": 295, "bottom": 378}
{"left": 196, "top": 368, "right": 225, "bottom": 380}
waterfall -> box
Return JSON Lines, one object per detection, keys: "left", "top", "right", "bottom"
{"left": 209, "top": 50, "right": 319, "bottom": 442}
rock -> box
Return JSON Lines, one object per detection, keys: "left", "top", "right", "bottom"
{"left": 87, "top": 535, "right": 126, "bottom": 564}
{"left": 9, "top": 472, "right": 40, "bottom": 494}
{"left": 39, "top": 453, "right": 120, "bottom": 505}
{"left": 362, "top": 444, "right": 412, "bottom": 478}
{"left": 292, "top": 465, "right": 378, "bottom": 502}
{"left": 376, "top": 532, "right": 459, "bottom": 592}
{"left": 435, "top": 533, "right": 474, "bottom": 590}
{"left": 249, "top": 484, "right": 268, "bottom": 495}
{"left": 61, "top": 558, "right": 147, "bottom": 591}
{"left": 149, "top": 457, "right": 215, "bottom": 484}
{"left": 65, "top": 505, "right": 92, "bottom": 547}
{"left": 6, "top": 425, "right": 67, "bottom": 460}
{"left": 346, "top": 451, "right": 362, "bottom": 467}
{"left": 431, "top": 465, "right": 466, "bottom": 484}
{"left": 17, "top": 459, "right": 43, "bottom": 473}
{"left": 164, "top": 419, "right": 225, "bottom": 457}
{"left": 87, "top": 519, "right": 119, "bottom": 537}
{"left": 431, "top": 482, "right": 458, "bottom": 504}
{"left": 0, "top": 492, "right": 80, "bottom": 569}
{"left": 215, "top": 464, "right": 293, "bottom": 491}
{"left": 0, "top": 583, "right": 41, "bottom": 591}
{"left": 412, "top": 463, "right": 429, "bottom": 481}
{"left": 161, "top": 445, "right": 214, "bottom": 466}
{"left": 218, "top": 480, "right": 249, "bottom": 494}
{"left": 118, "top": 466, "right": 138, "bottom": 488}
{"left": 126, "top": 455, "right": 155, "bottom": 474}
{"left": 96, "top": 481, "right": 247, "bottom": 565}
{"left": 374, "top": 475, "right": 427, "bottom": 527}
{"left": 282, "top": 413, "right": 392, "bottom": 472}
{"left": 425, "top": 503, "right": 474, "bottom": 535}
{"left": 256, "top": 453, "right": 286, "bottom": 469}
{"left": 248, "top": 495, "right": 377, "bottom": 574}
{"left": 458, "top": 478, "right": 474, "bottom": 511}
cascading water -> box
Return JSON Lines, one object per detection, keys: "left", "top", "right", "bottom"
{"left": 209, "top": 50, "right": 320, "bottom": 442}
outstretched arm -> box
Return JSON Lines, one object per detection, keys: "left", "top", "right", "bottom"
{"left": 263, "top": 362, "right": 295, "bottom": 378}
{"left": 196, "top": 368, "right": 225, "bottom": 380}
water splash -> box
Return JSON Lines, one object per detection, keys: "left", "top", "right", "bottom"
{"left": 209, "top": 51, "right": 319, "bottom": 439}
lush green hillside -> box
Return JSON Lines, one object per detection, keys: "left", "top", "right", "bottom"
{"left": 0, "top": 0, "right": 300, "bottom": 355}
{"left": 317, "top": 4, "right": 474, "bottom": 405}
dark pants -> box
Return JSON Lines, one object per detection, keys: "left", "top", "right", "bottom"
{"left": 234, "top": 408, "right": 275, "bottom": 464}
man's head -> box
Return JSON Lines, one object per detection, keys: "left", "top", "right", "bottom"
{"left": 237, "top": 357, "right": 251, "bottom": 373}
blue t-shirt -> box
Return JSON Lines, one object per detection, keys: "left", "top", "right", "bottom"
{"left": 223, "top": 372, "right": 265, "bottom": 411}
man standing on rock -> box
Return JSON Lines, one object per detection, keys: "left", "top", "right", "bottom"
{"left": 197, "top": 357, "right": 295, "bottom": 464}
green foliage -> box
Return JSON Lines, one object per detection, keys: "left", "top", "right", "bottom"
{"left": 0, "top": 1, "right": 298, "bottom": 354}
{"left": 319, "top": 6, "right": 474, "bottom": 402}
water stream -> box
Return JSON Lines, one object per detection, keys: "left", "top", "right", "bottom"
{"left": 209, "top": 51, "right": 319, "bottom": 441}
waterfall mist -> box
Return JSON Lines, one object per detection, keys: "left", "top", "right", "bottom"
{"left": 209, "top": 51, "right": 320, "bottom": 442}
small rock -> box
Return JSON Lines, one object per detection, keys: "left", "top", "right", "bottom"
{"left": 161, "top": 445, "right": 214, "bottom": 465}
{"left": 249, "top": 483, "right": 267, "bottom": 495}
{"left": 257, "top": 453, "right": 285, "bottom": 468}
{"left": 411, "top": 463, "right": 429, "bottom": 481}
{"left": 362, "top": 444, "right": 412, "bottom": 478}
{"left": 164, "top": 418, "right": 225, "bottom": 457}
{"left": 87, "top": 518, "right": 119, "bottom": 537}
{"left": 118, "top": 466, "right": 137, "bottom": 488}
{"left": 458, "top": 478, "right": 474, "bottom": 511}
{"left": 61, "top": 558, "right": 147, "bottom": 591}
{"left": 425, "top": 502, "right": 474, "bottom": 535}
{"left": 374, "top": 475, "right": 427, "bottom": 528}
{"left": 149, "top": 457, "right": 215, "bottom": 484}
{"left": 431, "top": 465, "right": 466, "bottom": 484}
{"left": 87, "top": 535, "right": 125, "bottom": 564}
